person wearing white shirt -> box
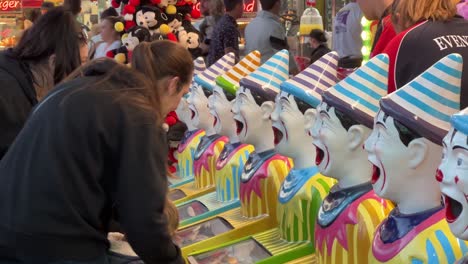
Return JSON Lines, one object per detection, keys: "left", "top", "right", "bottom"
{"left": 91, "top": 16, "right": 122, "bottom": 59}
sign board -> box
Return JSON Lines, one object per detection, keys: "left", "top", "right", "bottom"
{"left": 0, "top": 0, "right": 21, "bottom": 12}
{"left": 193, "top": 0, "right": 257, "bottom": 15}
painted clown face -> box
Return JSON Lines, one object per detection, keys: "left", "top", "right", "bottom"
{"left": 187, "top": 84, "right": 213, "bottom": 131}
{"left": 271, "top": 91, "right": 310, "bottom": 157}
{"left": 438, "top": 128, "right": 468, "bottom": 240}
{"left": 176, "top": 98, "right": 193, "bottom": 129}
{"left": 208, "top": 86, "right": 236, "bottom": 137}
{"left": 310, "top": 101, "right": 352, "bottom": 180}
{"left": 232, "top": 86, "right": 271, "bottom": 146}
{"left": 364, "top": 110, "right": 413, "bottom": 202}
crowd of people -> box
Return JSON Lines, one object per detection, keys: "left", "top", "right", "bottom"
{"left": 0, "top": 0, "right": 466, "bottom": 263}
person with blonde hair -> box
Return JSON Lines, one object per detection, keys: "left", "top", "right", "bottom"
{"left": 383, "top": 0, "right": 468, "bottom": 109}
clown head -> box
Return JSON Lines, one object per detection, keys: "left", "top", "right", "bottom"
{"left": 438, "top": 108, "right": 468, "bottom": 240}
{"left": 208, "top": 86, "right": 237, "bottom": 140}
{"left": 187, "top": 83, "right": 215, "bottom": 134}
{"left": 231, "top": 86, "right": 275, "bottom": 152}
{"left": 232, "top": 49, "right": 290, "bottom": 152}
{"left": 307, "top": 54, "right": 390, "bottom": 188}
{"left": 365, "top": 53, "right": 462, "bottom": 214}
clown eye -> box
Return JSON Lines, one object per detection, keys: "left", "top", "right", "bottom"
{"left": 458, "top": 158, "right": 463, "bottom": 166}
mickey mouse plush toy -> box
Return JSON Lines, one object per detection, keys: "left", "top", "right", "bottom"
{"left": 106, "top": 26, "right": 151, "bottom": 64}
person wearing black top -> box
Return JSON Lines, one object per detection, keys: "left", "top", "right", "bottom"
{"left": 0, "top": 59, "right": 187, "bottom": 264}
{"left": 309, "top": 29, "right": 332, "bottom": 65}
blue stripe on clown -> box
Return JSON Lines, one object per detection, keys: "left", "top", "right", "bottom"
{"left": 311, "top": 54, "right": 394, "bottom": 264}
{"left": 189, "top": 53, "right": 235, "bottom": 189}
{"left": 234, "top": 49, "right": 293, "bottom": 219}
{"left": 366, "top": 53, "right": 468, "bottom": 263}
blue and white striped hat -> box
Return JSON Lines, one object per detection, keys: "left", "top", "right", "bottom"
{"left": 194, "top": 53, "right": 236, "bottom": 91}
{"left": 280, "top": 52, "right": 339, "bottom": 108}
{"left": 193, "top": 57, "right": 206, "bottom": 77}
{"left": 381, "top": 53, "right": 463, "bottom": 145}
{"left": 239, "top": 49, "right": 289, "bottom": 102}
{"left": 322, "top": 54, "right": 389, "bottom": 128}
{"left": 451, "top": 107, "right": 468, "bottom": 136}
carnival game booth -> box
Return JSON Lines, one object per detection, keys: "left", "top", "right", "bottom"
{"left": 175, "top": 51, "right": 261, "bottom": 228}
{"left": 168, "top": 53, "right": 235, "bottom": 205}
{"left": 185, "top": 51, "right": 340, "bottom": 264}
{"left": 174, "top": 50, "right": 292, "bottom": 260}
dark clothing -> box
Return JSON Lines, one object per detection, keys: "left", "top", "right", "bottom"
{"left": 384, "top": 17, "right": 468, "bottom": 108}
{"left": 310, "top": 44, "right": 332, "bottom": 65}
{"left": 0, "top": 75, "right": 183, "bottom": 264}
{"left": 0, "top": 49, "right": 36, "bottom": 160}
{"left": 207, "top": 14, "right": 240, "bottom": 66}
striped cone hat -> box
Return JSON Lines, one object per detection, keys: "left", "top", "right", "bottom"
{"left": 381, "top": 53, "right": 463, "bottom": 145}
{"left": 280, "top": 52, "right": 339, "bottom": 108}
{"left": 194, "top": 53, "right": 236, "bottom": 91}
{"left": 215, "top": 51, "right": 261, "bottom": 96}
{"left": 239, "top": 49, "right": 290, "bottom": 102}
{"left": 451, "top": 107, "right": 468, "bottom": 136}
{"left": 322, "top": 54, "right": 389, "bottom": 129}
{"left": 193, "top": 57, "right": 206, "bottom": 77}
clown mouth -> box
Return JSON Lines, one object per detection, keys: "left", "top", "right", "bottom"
{"left": 190, "top": 109, "right": 196, "bottom": 120}
{"left": 273, "top": 126, "right": 284, "bottom": 145}
{"left": 235, "top": 120, "right": 244, "bottom": 135}
{"left": 371, "top": 165, "right": 380, "bottom": 184}
{"left": 213, "top": 116, "right": 218, "bottom": 127}
{"left": 315, "top": 146, "right": 324, "bottom": 166}
{"left": 445, "top": 195, "right": 463, "bottom": 223}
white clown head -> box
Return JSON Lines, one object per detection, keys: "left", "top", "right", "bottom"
{"left": 274, "top": 52, "right": 339, "bottom": 168}
{"left": 365, "top": 53, "right": 463, "bottom": 214}
{"left": 233, "top": 50, "right": 290, "bottom": 152}
{"left": 190, "top": 53, "right": 236, "bottom": 135}
{"left": 438, "top": 108, "right": 468, "bottom": 240}
{"left": 208, "top": 51, "right": 261, "bottom": 141}
{"left": 309, "top": 54, "right": 389, "bottom": 189}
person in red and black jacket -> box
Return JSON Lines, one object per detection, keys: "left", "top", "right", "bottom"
{"left": 383, "top": 0, "right": 468, "bottom": 108}
{"left": 357, "top": 0, "right": 396, "bottom": 57}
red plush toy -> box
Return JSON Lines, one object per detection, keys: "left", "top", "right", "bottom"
{"left": 164, "top": 111, "right": 180, "bottom": 174}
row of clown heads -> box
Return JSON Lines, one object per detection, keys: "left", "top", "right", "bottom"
{"left": 171, "top": 49, "right": 468, "bottom": 263}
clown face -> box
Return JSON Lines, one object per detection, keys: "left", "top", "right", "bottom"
{"left": 438, "top": 128, "right": 468, "bottom": 240}
{"left": 232, "top": 87, "right": 271, "bottom": 146}
{"left": 364, "top": 110, "right": 413, "bottom": 202}
{"left": 208, "top": 86, "right": 236, "bottom": 137}
{"left": 175, "top": 98, "right": 192, "bottom": 129}
{"left": 309, "top": 102, "right": 352, "bottom": 180}
{"left": 187, "top": 84, "right": 213, "bottom": 131}
{"left": 271, "top": 91, "right": 310, "bottom": 157}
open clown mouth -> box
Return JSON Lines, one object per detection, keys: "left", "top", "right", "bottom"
{"left": 371, "top": 165, "right": 380, "bottom": 184}
{"left": 273, "top": 126, "right": 284, "bottom": 145}
{"left": 190, "top": 109, "right": 196, "bottom": 120}
{"left": 213, "top": 116, "right": 218, "bottom": 127}
{"left": 445, "top": 195, "right": 463, "bottom": 223}
{"left": 315, "top": 146, "right": 324, "bottom": 166}
{"left": 235, "top": 119, "right": 244, "bottom": 135}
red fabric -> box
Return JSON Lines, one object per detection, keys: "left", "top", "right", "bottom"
{"left": 106, "top": 50, "right": 115, "bottom": 58}
{"left": 370, "top": 15, "right": 396, "bottom": 58}
{"left": 382, "top": 22, "right": 423, "bottom": 94}
{"left": 167, "top": 33, "right": 178, "bottom": 42}
{"left": 111, "top": 0, "right": 120, "bottom": 8}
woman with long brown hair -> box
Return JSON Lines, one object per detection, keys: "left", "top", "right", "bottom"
{"left": 0, "top": 40, "right": 193, "bottom": 263}
{"left": 0, "top": 7, "right": 83, "bottom": 160}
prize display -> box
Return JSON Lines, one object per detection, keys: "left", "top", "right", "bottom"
{"left": 366, "top": 54, "right": 468, "bottom": 263}
{"left": 169, "top": 53, "right": 235, "bottom": 204}
{"left": 311, "top": 54, "right": 394, "bottom": 264}
{"left": 176, "top": 51, "right": 261, "bottom": 228}
{"left": 188, "top": 52, "right": 340, "bottom": 263}
{"left": 176, "top": 50, "right": 292, "bottom": 260}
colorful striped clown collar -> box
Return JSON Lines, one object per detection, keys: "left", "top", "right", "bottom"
{"left": 241, "top": 149, "right": 277, "bottom": 183}
{"left": 279, "top": 166, "right": 320, "bottom": 204}
{"left": 194, "top": 134, "right": 225, "bottom": 161}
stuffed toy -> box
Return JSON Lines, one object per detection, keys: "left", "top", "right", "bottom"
{"left": 164, "top": 111, "right": 187, "bottom": 174}
{"left": 106, "top": 26, "right": 151, "bottom": 64}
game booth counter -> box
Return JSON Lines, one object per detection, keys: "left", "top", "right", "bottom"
{"left": 174, "top": 50, "right": 292, "bottom": 260}
{"left": 175, "top": 51, "right": 261, "bottom": 228}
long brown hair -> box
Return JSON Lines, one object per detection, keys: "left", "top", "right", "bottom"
{"left": 394, "top": 0, "right": 458, "bottom": 31}
{"left": 14, "top": 7, "right": 82, "bottom": 85}
{"left": 132, "top": 40, "right": 194, "bottom": 119}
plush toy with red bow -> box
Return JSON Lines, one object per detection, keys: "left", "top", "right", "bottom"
{"left": 164, "top": 111, "right": 187, "bottom": 174}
